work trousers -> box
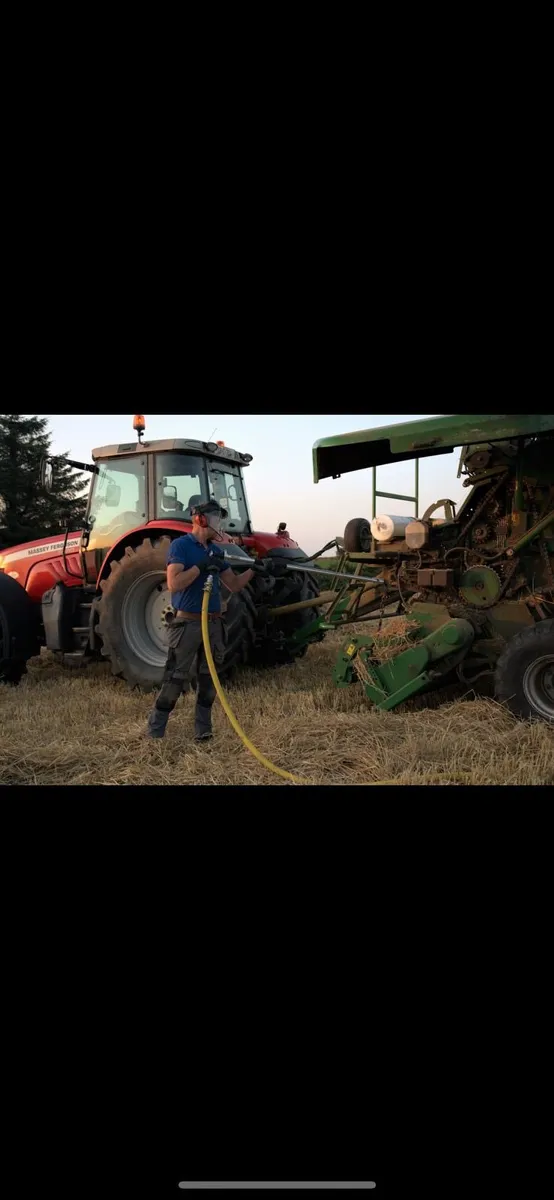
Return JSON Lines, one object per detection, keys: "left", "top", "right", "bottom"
{"left": 147, "top": 617, "right": 225, "bottom": 738}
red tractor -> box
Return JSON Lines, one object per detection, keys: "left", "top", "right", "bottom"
{"left": 0, "top": 418, "right": 322, "bottom": 688}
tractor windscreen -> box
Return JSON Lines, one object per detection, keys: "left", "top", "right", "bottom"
{"left": 87, "top": 454, "right": 147, "bottom": 552}
{"left": 155, "top": 454, "right": 211, "bottom": 519}
{"left": 154, "top": 453, "right": 252, "bottom": 534}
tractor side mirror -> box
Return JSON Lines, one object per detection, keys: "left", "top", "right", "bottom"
{"left": 105, "top": 481, "right": 121, "bottom": 508}
{"left": 40, "top": 458, "right": 54, "bottom": 492}
{"left": 162, "top": 485, "right": 178, "bottom": 510}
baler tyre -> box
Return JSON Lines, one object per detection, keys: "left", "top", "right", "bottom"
{"left": 95, "top": 536, "right": 256, "bottom": 690}
{"left": 494, "top": 619, "right": 554, "bottom": 721}
{"left": 344, "top": 517, "right": 371, "bottom": 553}
{"left": 0, "top": 573, "right": 41, "bottom": 684}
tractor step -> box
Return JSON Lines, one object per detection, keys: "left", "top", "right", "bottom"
{"left": 62, "top": 651, "right": 89, "bottom": 668}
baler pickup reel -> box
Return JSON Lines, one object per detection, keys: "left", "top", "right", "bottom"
{"left": 333, "top": 612, "right": 475, "bottom": 711}
{"left": 260, "top": 552, "right": 478, "bottom": 710}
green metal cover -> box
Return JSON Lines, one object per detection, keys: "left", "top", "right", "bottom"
{"left": 312, "top": 414, "right": 554, "bottom": 482}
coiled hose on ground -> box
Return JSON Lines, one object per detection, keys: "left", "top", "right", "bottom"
{"left": 201, "top": 576, "right": 473, "bottom": 786}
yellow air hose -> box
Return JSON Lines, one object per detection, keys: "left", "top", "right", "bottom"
{"left": 200, "top": 577, "right": 474, "bottom": 787}
{"left": 201, "top": 577, "right": 303, "bottom": 783}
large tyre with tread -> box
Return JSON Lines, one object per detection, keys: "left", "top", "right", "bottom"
{"left": 494, "top": 619, "right": 554, "bottom": 721}
{"left": 96, "top": 536, "right": 256, "bottom": 689}
{"left": 287, "top": 570, "right": 323, "bottom": 658}
{"left": 254, "top": 562, "right": 323, "bottom": 665}
{"left": 220, "top": 587, "right": 256, "bottom": 676}
{"left": 344, "top": 517, "right": 371, "bottom": 552}
{"left": 0, "top": 573, "right": 41, "bottom": 684}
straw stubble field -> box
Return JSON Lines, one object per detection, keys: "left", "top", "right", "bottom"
{"left": 1, "top": 618, "right": 553, "bottom": 786}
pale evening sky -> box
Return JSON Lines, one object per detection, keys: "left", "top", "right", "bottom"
{"left": 44, "top": 412, "right": 465, "bottom": 555}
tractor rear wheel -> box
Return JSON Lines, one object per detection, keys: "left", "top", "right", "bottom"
{"left": 285, "top": 570, "right": 322, "bottom": 657}
{"left": 0, "top": 573, "right": 41, "bottom": 684}
{"left": 221, "top": 587, "right": 256, "bottom": 674}
{"left": 95, "top": 536, "right": 255, "bottom": 690}
{"left": 253, "top": 563, "right": 323, "bottom": 665}
{"left": 494, "top": 619, "right": 554, "bottom": 721}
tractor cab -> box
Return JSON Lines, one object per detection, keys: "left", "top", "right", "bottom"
{"left": 39, "top": 418, "right": 255, "bottom": 586}
{"left": 81, "top": 434, "right": 253, "bottom": 581}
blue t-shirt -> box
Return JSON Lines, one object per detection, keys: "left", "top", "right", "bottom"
{"left": 166, "top": 533, "right": 225, "bottom": 613}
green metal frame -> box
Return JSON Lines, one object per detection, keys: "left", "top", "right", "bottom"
{"left": 372, "top": 458, "right": 419, "bottom": 520}
{"left": 333, "top": 615, "right": 475, "bottom": 711}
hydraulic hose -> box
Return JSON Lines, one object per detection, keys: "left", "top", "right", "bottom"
{"left": 202, "top": 577, "right": 305, "bottom": 783}
{"left": 200, "top": 576, "right": 474, "bottom": 787}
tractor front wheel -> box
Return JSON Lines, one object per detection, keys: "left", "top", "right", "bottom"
{"left": 0, "top": 573, "right": 41, "bottom": 684}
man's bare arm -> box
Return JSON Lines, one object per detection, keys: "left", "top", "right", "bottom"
{"left": 167, "top": 561, "right": 201, "bottom": 592}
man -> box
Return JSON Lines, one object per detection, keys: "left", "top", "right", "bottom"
{"left": 146, "top": 499, "right": 265, "bottom": 742}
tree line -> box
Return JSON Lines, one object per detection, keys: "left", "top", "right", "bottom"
{"left": 0, "top": 415, "right": 88, "bottom": 550}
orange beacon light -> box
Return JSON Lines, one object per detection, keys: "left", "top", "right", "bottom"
{"left": 133, "top": 415, "right": 146, "bottom": 442}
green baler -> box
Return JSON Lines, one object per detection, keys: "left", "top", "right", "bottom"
{"left": 312, "top": 414, "right": 554, "bottom": 720}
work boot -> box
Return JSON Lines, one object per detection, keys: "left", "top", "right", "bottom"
{"left": 146, "top": 707, "right": 170, "bottom": 739}
{"left": 194, "top": 703, "right": 213, "bottom": 742}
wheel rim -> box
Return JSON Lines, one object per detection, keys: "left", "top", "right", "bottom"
{"left": 522, "top": 654, "right": 554, "bottom": 720}
{"left": 120, "top": 571, "right": 174, "bottom": 668}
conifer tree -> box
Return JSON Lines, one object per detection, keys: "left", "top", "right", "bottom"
{"left": 0, "top": 414, "right": 88, "bottom": 549}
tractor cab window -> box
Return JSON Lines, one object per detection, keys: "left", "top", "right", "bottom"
{"left": 155, "top": 454, "right": 210, "bottom": 520}
{"left": 87, "top": 455, "right": 147, "bottom": 552}
{"left": 207, "top": 463, "right": 251, "bottom": 534}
